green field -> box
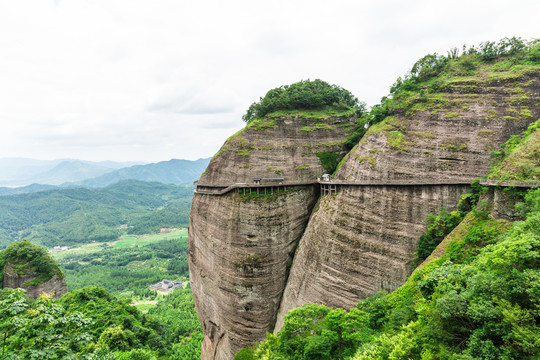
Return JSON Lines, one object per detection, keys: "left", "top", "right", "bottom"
{"left": 51, "top": 228, "right": 187, "bottom": 260}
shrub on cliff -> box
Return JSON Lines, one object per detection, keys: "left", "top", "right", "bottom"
{"left": 0, "top": 239, "right": 64, "bottom": 287}
{"left": 242, "top": 79, "right": 365, "bottom": 122}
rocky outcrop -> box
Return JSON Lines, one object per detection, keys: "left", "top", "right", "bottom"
{"left": 199, "top": 115, "right": 354, "bottom": 184}
{"left": 275, "top": 184, "right": 467, "bottom": 329}
{"left": 3, "top": 262, "right": 67, "bottom": 298}
{"left": 189, "top": 115, "right": 355, "bottom": 359}
{"left": 337, "top": 73, "right": 540, "bottom": 181}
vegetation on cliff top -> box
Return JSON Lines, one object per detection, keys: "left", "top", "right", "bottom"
{"left": 242, "top": 79, "right": 366, "bottom": 122}
{"left": 341, "top": 37, "right": 540, "bottom": 153}
{"left": 0, "top": 239, "right": 64, "bottom": 287}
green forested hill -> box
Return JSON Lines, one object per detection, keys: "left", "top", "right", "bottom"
{"left": 0, "top": 180, "right": 193, "bottom": 248}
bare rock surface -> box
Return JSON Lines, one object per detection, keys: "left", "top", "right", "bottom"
{"left": 275, "top": 184, "right": 467, "bottom": 330}
{"left": 199, "top": 115, "right": 354, "bottom": 184}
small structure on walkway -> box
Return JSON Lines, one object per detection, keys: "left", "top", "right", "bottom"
{"left": 321, "top": 174, "right": 331, "bottom": 182}
{"left": 253, "top": 177, "right": 261, "bottom": 184}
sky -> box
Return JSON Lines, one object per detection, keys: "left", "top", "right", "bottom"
{"left": 0, "top": 0, "right": 538, "bottom": 163}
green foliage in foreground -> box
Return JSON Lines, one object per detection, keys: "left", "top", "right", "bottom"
{"left": 0, "top": 285, "right": 203, "bottom": 360}
{"left": 237, "top": 188, "right": 540, "bottom": 360}
{"left": 0, "top": 289, "right": 98, "bottom": 359}
{"left": 0, "top": 239, "right": 64, "bottom": 287}
{"left": 147, "top": 286, "right": 203, "bottom": 360}
{"left": 0, "top": 180, "right": 192, "bottom": 249}
{"left": 242, "top": 79, "right": 365, "bottom": 122}
{"left": 59, "top": 286, "right": 165, "bottom": 353}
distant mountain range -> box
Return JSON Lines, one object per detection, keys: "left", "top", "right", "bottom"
{"left": 0, "top": 158, "right": 143, "bottom": 186}
{"left": 0, "top": 157, "right": 210, "bottom": 195}
{"left": 73, "top": 158, "right": 210, "bottom": 187}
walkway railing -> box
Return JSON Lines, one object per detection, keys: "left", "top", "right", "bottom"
{"left": 479, "top": 179, "right": 540, "bottom": 188}
{"left": 194, "top": 178, "right": 538, "bottom": 196}
{"left": 195, "top": 179, "right": 475, "bottom": 196}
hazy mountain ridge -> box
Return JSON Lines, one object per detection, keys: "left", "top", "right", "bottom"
{"left": 0, "top": 157, "right": 211, "bottom": 195}
{"left": 0, "top": 158, "right": 143, "bottom": 187}
{"left": 75, "top": 158, "right": 211, "bottom": 187}
{"left": 0, "top": 179, "right": 194, "bottom": 249}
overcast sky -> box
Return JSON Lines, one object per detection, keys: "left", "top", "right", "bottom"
{"left": 0, "top": 0, "right": 538, "bottom": 163}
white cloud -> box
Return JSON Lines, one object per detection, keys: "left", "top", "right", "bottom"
{"left": 0, "top": 0, "right": 539, "bottom": 162}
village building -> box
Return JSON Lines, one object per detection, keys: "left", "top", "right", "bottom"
{"left": 149, "top": 279, "right": 184, "bottom": 293}
{"left": 50, "top": 246, "right": 69, "bottom": 253}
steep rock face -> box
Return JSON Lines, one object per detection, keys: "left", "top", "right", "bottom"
{"left": 337, "top": 73, "right": 540, "bottom": 181}
{"left": 3, "top": 263, "right": 67, "bottom": 298}
{"left": 276, "top": 71, "right": 540, "bottom": 329}
{"left": 189, "top": 115, "right": 354, "bottom": 359}
{"left": 198, "top": 115, "right": 354, "bottom": 184}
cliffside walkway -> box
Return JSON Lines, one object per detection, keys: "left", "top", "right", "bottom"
{"left": 478, "top": 179, "right": 540, "bottom": 188}
{"left": 194, "top": 179, "right": 539, "bottom": 196}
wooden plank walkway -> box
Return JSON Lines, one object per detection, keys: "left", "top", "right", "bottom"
{"left": 194, "top": 178, "right": 539, "bottom": 196}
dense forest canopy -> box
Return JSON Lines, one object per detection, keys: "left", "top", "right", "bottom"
{"left": 59, "top": 236, "right": 189, "bottom": 294}
{"left": 0, "top": 180, "right": 193, "bottom": 248}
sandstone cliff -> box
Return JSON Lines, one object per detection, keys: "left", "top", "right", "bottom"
{"left": 190, "top": 62, "right": 540, "bottom": 359}
{"left": 189, "top": 114, "right": 355, "bottom": 359}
